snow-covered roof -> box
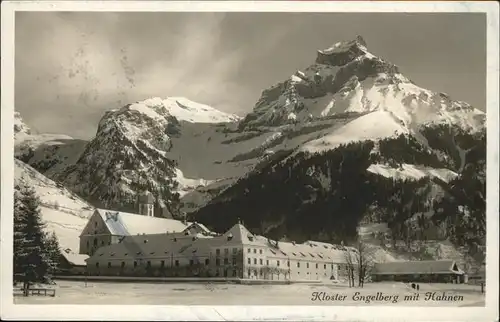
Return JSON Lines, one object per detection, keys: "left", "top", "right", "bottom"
{"left": 95, "top": 209, "right": 188, "bottom": 236}
{"left": 184, "top": 222, "right": 212, "bottom": 234}
{"left": 271, "top": 240, "right": 346, "bottom": 262}
{"left": 63, "top": 252, "right": 88, "bottom": 266}
{"left": 86, "top": 222, "right": 347, "bottom": 264}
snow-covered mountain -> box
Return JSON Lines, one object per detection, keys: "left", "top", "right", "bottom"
{"left": 15, "top": 159, "right": 92, "bottom": 265}
{"left": 190, "top": 36, "right": 486, "bottom": 260}
{"left": 239, "top": 35, "right": 484, "bottom": 134}
{"left": 53, "top": 97, "right": 243, "bottom": 216}
{"left": 14, "top": 113, "right": 88, "bottom": 178}
{"left": 14, "top": 111, "right": 31, "bottom": 137}
{"left": 13, "top": 36, "right": 486, "bottom": 263}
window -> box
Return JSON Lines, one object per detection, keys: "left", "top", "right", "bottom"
{"left": 95, "top": 262, "right": 99, "bottom": 268}
{"left": 232, "top": 257, "right": 237, "bottom": 266}
{"left": 93, "top": 238, "right": 98, "bottom": 246}
{"left": 248, "top": 258, "right": 251, "bottom": 264}
{"left": 205, "top": 259, "right": 210, "bottom": 265}
{"left": 316, "top": 263, "right": 318, "bottom": 269}
{"left": 175, "top": 260, "right": 179, "bottom": 267}
{"left": 223, "top": 258, "right": 229, "bottom": 265}
{"left": 297, "top": 262, "right": 300, "bottom": 268}
{"left": 248, "top": 269, "right": 251, "bottom": 277}
{"left": 259, "top": 249, "right": 263, "bottom": 254}
{"left": 324, "top": 264, "right": 327, "bottom": 269}
{"left": 307, "top": 263, "right": 309, "bottom": 268}
{"left": 277, "top": 260, "right": 280, "bottom": 267}
{"left": 232, "top": 248, "right": 237, "bottom": 254}
{"left": 287, "top": 260, "right": 290, "bottom": 267}
{"left": 266, "top": 260, "right": 269, "bottom": 265}
{"left": 224, "top": 248, "right": 229, "bottom": 255}
{"left": 253, "top": 249, "right": 256, "bottom": 254}
{"left": 94, "top": 221, "right": 97, "bottom": 228}
{"left": 216, "top": 249, "right": 221, "bottom": 256}
{"left": 259, "top": 259, "right": 263, "bottom": 265}
{"left": 147, "top": 261, "right": 151, "bottom": 268}
{"left": 107, "top": 262, "right": 111, "bottom": 268}
{"left": 134, "top": 261, "right": 137, "bottom": 268}
{"left": 248, "top": 248, "right": 251, "bottom": 253}
{"left": 189, "top": 260, "right": 194, "bottom": 266}
{"left": 254, "top": 258, "right": 257, "bottom": 265}
{"left": 101, "top": 240, "right": 105, "bottom": 246}
{"left": 161, "top": 261, "right": 165, "bottom": 268}
{"left": 121, "top": 262, "right": 125, "bottom": 268}
{"left": 86, "top": 241, "right": 89, "bottom": 249}
{"left": 216, "top": 258, "right": 220, "bottom": 266}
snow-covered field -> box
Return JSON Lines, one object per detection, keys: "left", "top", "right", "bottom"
{"left": 14, "top": 280, "right": 484, "bottom": 306}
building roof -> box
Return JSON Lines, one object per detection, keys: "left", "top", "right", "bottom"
{"left": 86, "top": 222, "right": 348, "bottom": 264}
{"left": 220, "top": 224, "right": 347, "bottom": 262}
{"left": 184, "top": 222, "right": 212, "bottom": 234}
{"left": 62, "top": 249, "right": 88, "bottom": 266}
{"left": 95, "top": 208, "right": 188, "bottom": 236}
{"left": 372, "top": 260, "right": 464, "bottom": 275}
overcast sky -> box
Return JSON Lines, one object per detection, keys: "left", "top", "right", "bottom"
{"left": 15, "top": 12, "right": 486, "bottom": 139}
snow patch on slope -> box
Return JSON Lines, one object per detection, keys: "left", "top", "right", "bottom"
{"left": 175, "top": 168, "right": 213, "bottom": 198}
{"left": 299, "top": 110, "right": 408, "bottom": 154}
{"left": 367, "top": 163, "right": 458, "bottom": 182}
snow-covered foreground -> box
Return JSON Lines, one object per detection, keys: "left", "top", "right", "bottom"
{"left": 14, "top": 280, "right": 484, "bottom": 306}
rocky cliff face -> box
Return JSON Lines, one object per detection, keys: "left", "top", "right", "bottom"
{"left": 54, "top": 97, "right": 241, "bottom": 216}
{"left": 238, "top": 36, "right": 483, "bottom": 133}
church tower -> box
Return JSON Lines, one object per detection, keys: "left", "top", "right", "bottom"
{"left": 138, "top": 190, "right": 155, "bottom": 217}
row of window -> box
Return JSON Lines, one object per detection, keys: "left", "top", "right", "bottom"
{"left": 246, "top": 269, "right": 332, "bottom": 278}
{"left": 247, "top": 248, "right": 263, "bottom": 254}
{"left": 246, "top": 257, "right": 335, "bottom": 270}
{"left": 94, "top": 256, "right": 243, "bottom": 269}
{"left": 215, "top": 248, "right": 239, "bottom": 256}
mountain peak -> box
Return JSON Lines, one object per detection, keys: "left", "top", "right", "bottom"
{"left": 14, "top": 111, "right": 31, "bottom": 137}
{"left": 316, "top": 35, "right": 375, "bottom": 66}
{"left": 119, "top": 97, "right": 241, "bottom": 124}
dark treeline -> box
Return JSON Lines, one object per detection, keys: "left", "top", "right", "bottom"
{"left": 193, "top": 125, "right": 486, "bottom": 257}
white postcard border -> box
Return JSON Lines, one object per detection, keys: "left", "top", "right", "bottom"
{"left": 1, "top": 1, "right": 498, "bottom": 321}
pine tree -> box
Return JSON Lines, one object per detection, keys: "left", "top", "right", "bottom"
{"left": 13, "top": 183, "right": 54, "bottom": 283}
{"left": 44, "top": 231, "right": 62, "bottom": 275}
{"left": 13, "top": 187, "right": 27, "bottom": 279}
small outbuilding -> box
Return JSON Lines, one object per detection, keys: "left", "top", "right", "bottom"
{"left": 371, "top": 260, "right": 465, "bottom": 283}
